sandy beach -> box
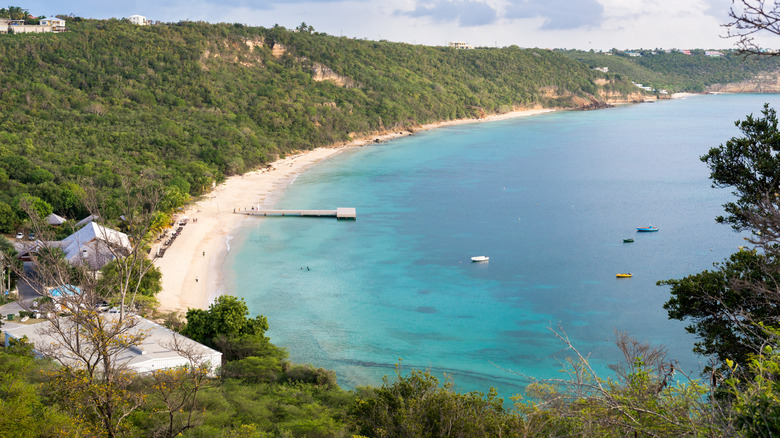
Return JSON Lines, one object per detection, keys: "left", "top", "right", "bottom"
{"left": 154, "top": 108, "right": 555, "bottom": 314}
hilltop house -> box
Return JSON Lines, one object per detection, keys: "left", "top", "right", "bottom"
{"left": 39, "top": 17, "right": 66, "bottom": 32}
{"left": 0, "top": 17, "right": 66, "bottom": 34}
{"left": 4, "top": 315, "right": 222, "bottom": 375}
{"left": 128, "top": 15, "right": 148, "bottom": 25}
{"left": 449, "top": 41, "right": 473, "bottom": 49}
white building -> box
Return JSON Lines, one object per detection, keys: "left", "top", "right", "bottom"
{"left": 4, "top": 315, "right": 222, "bottom": 376}
{"left": 39, "top": 18, "right": 66, "bottom": 31}
{"left": 57, "top": 221, "right": 132, "bottom": 269}
{"left": 8, "top": 20, "right": 50, "bottom": 34}
{"left": 128, "top": 15, "right": 148, "bottom": 26}
{"left": 17, "top": 220, "right": 131, "bottom": 270}
{"left": 45, "top": 213, "right": 67, "bottom": 226}
{"left": 449, "top": 41, "right": 473, "bottom": 49}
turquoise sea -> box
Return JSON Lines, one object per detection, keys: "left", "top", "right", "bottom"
{"left": 224, "top": 94, "right": 780, "bottom": 396}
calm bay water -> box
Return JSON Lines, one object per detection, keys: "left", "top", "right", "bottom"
{"left": 224, "top": 94, "right": 780, "bottom": 396}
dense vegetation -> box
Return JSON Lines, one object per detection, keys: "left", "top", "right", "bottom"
{"left": 0, "top": 19, "right": 644, "bottom": 232}
{"left": 1, "top": 19, "right": 778, "bottom": 232}
{"left": 562, "top": 49, "right": 780, "bottom": 93}
{"left": 5, "top": 12, "right": 780, "bottom": 437}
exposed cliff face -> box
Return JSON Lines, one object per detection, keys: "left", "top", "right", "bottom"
{"left": 311, "top": 62, "right": 356, "bottom": 88}
{"left": 539, "top": 85, "right": 654, "bottom": 110}
{"left": 244, "top": 37, "right": 263, "bottom": 51}
{"left": 270, "top": 42, "right": 286, "bottom": 58}
{"left": 707, "top": 71, "right": 780, "bottom": 93}
{"left": 201, "top": 38, "right": 357, "bottom": 88}
{"left": 200, "top": 38, "right": 265, "bottom": 69}
{"left": 603, "top": 91, "right": 658, "bottom": 104}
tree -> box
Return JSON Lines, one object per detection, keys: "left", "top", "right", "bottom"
{"left": 663, "top": 106, "right": 780, "bottom": 369}
{"left": 351, "top": 361, "right": 516, "bottom": 437}
{"left": 0, "top": 235, "right": 20, "bottom": 295}
{"left": 723, "top": 331, "right": 780, "bottom": 437}
{"left": 144, "top": 334, "right": 214, "bottom": 438}
{"left": 17, "top": 194, "right": 53, "bottom": 222}
{"left": 700, "top": 104, "right": 780, "bottom": 231}
{"left": 512, "top": 329, "right": 727, "bottom": 437}
{"left": 726, "top": 0, "right": 780, "bottom": 56}
{"left": 98, "top": 257, "right": 162, "bottom": 316}
{"left": 81, "top": 178, "right": 163, "bottom": 321}
{"left": 0, "top": 348, "right": 84, "bottom": 436}
{"left": 11, "top": 178, "right": 169, "bottom": 437}
{"left": 660, "top": 250, "right": 780, "bottom": 365}
{"left": 0, "top": 200, "right": 16, "bottom": 233}
{"left": 181, "top": 295, "right": 281, "bottom": 362}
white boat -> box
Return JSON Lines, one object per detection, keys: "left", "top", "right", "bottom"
{"left": 471, "top": 256, "right": 489, "bottom": 262}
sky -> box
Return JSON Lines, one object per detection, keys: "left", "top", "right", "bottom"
{"left": 21, "top": 0, "right": 775, "bottom": 51}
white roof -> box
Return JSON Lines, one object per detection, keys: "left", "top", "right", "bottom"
{"left": 4, "top": 315, "right": 221, "bottom": 375}
{"left": 59, "top": 222, "right": 131, "bottom": 269}
{"left": 45, "top": 213, "right": 67, "bottom": 225}
{"left": 74, "top": 214, "right": 98, "bottom": 228}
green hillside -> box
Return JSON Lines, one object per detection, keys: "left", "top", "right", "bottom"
{"left": 5, "top": 17, "right": 780, "bottom": 438}
{"left": 561, "top": 49, "right": 780, "bottom": 92}
{"left": 0, "top": 19, "right": 641, "bottom": 227}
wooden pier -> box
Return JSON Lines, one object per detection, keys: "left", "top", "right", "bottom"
{"left": 237, "top": 207, "right": 356, "bottom": 220}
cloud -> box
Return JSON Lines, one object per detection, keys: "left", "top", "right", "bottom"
{"left": 505, "top": 0, "right": 604, "bottom": 30}
{"left": 701, "top": 0, "right": 732, "bottom": 21}
{"left": 397, "top": 0, "right": 498, "bottom": 27}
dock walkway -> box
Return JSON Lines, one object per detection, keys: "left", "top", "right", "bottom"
{"left": 236, "top": 207, "right": 356, "bottom": 220}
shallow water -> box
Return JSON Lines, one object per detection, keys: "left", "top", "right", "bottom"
{"left": 225, "top": 94, "right": 780, "bottom": 396}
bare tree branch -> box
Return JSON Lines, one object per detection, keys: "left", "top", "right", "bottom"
{"left": 725, "top": 0, "right": 780, "bottom": 56}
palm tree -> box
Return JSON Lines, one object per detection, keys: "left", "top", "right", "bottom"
{"left": 7, "top": 6, "right": 30, "bottom": 21}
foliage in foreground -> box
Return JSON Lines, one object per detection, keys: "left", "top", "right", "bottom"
{"left": 11, "top": 317, "right": 780, "bottom": 437}
{"left": 725, "top": 336, "right": 780, "bottom": 437}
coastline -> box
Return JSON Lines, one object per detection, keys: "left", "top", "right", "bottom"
{"left": 154, "top": 108, "right": 556, "bottom": 314}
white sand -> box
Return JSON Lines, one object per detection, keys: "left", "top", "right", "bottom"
{"left": 154, "top": 108, "right": 556, "bottom": 314}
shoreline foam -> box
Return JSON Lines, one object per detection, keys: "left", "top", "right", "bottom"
{"left": 154, "top": 108, "right": 556, "bottom": 314}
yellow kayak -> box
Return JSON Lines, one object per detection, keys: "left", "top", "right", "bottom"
{"left": 616, "top": 273, "right": 633, "bottom": 278}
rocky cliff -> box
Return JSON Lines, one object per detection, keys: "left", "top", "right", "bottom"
{"left": 707, "top": 71, "right": 780, "bottom": 93}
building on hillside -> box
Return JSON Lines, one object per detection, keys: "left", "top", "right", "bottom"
{"left": 705, "top": 50, "right": 724, "bottom": 57}
{"left": 74, "top": 214, "right": 99, "bottom": 229}
{"left": 57, "top": 221, "right": 132, "bottom": 269}
{"left": 128, "top": 15, "right": 148, "bottom": 25}
{"left": 45, "top": 213, "right": 67, "bottom": 226}
{"left": 9, "top": 22, "right": 51, "bottom": 34}
{"left": 449, "top": 41, "right": 473, "bottom": 49}
{"left": 0, "top": 17, "right": 66, "bottom": 34}
{"left": 39, "top": 17, "right": 66, "bottom": 32}
{"left": 625, "top": 52, "right": 641, "bottom": 57}
{"left": 17, "top": 220, "right": 131, "bottom": 270}
{"left": 4, "top": 315, "right": 222, "bottom": 375}
{"left": 593, "top": 67, "right": 609, "bottom": 73}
